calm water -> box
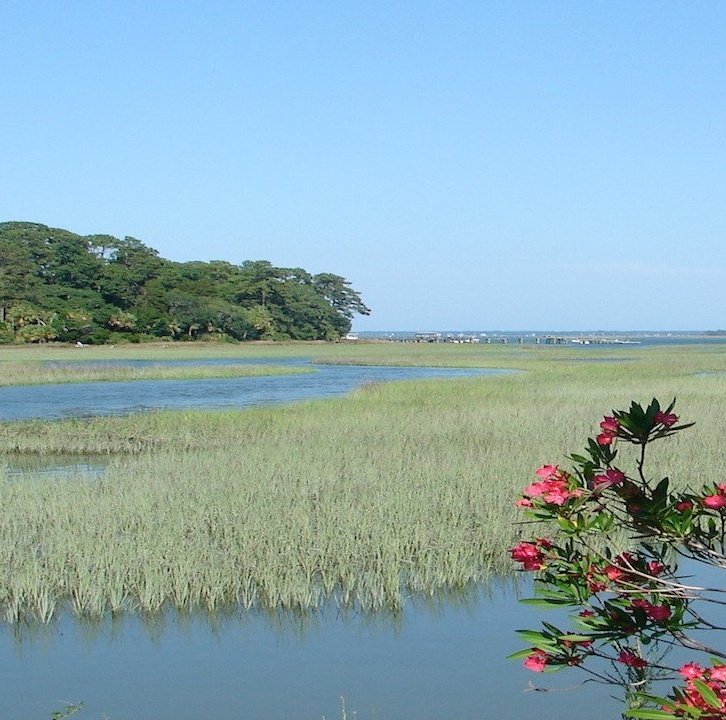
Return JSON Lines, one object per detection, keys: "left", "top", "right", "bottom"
{"left": 2, "top": 582, "right": 620, "bottom": 720}
{"left": 0, "top": 361, "right": 511, "bottom": 421}
{"left": 2, "top": 359, "right": 619, "bottom": 719}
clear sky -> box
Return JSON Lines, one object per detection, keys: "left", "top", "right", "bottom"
{"left": 2, "top": 1, "right": 725, "bottom": 331}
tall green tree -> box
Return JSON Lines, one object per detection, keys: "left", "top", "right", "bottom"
{"left": 313, "top": 273, "right": 371, "bottom": 334}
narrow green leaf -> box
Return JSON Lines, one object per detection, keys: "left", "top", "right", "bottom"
{"left": 622, "top": 710, "right": 679, "bottom": 719}
{"left": 515, "top": 630, "right": 558, "bottom": 648}
{"left": 507, "top": 648, "right": 537, "bottom": 660}
{"left": 693, "top": 679, "right": 721, "bottom": 709}
{"left": 569, "top": 453, "right": 589, "bottom": 464}
{"left": 541, "top": 621, "right": 564, "bottom": 635}
{"left": 558, "top": 633, "right": 592, "bottom": 642}
{"left": 519, "top": 597, "right": 573, "bottom": 607}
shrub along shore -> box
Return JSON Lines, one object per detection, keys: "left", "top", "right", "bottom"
{"left": 0, "top": 342, "right": 724, "bottom": 623}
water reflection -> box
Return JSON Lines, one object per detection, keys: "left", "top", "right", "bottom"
{"left": 2, "top": 577, "right": 621, "bottom": 720}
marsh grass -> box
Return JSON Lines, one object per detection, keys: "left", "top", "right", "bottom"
{"left": 0, "top": 361, "right": 311, "bottom": 387}
{"left": 1, "top": 343, "right": 725, "bottom": 623}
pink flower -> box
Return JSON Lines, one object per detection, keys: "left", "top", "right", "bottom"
{"left": 510, "top": 542, "right": 540, "bottom": 561}
{"left": 631, "top": 599, "right": 650, "bottom": 610}
{"left": 522, "top": 467, "right": 580, "bottom": 507}
{"left": 523, "top": 649, "right": 550, "bottom": 672}
{"left": 600, "top": 416, "right": 620, "bottom": 432}
{"left": 510, "top": 542, "right": 545, "bottom": 570}
{"left": 703, "top": 494, "right": 726, "bottom": 510}
{"left": 645, "top": 603, "right": 671, "bottom": 622}
{"left": 710, "top": 665, "right": 726, "bottom": 682}
{"left": 630, "top": 599, "right": 670, "bottom": 622}
{"left": 593, "top": 468, "right": 626, "bottom": 488}
{"left": 515, "top": 498, "right": 533, "bottom": 508}
{"left": 618, "top": 650, "right": 648, "bottom": 668}
{"left": 541, "top": 487, "right": 572, "bottom": 506}
{"left": 585, "top": 566, "right": 607, "bottom": 594}
{"left": 595, "top": 417, "right": 622, "bottom": 445}
{"left": 675, "top": 500, "right": 694, "bottom": 512}
{"left": 647, "top": 560, "right": 666, "bottom": 576}
{"left": 679, "top": 663, "right": 704, "bottom": 680}
{"left": 535, "top": 464, "right": 560, "bottom": 479}
{"left": 604, "top": 565, "right": 625, "bottom": 581}
{"left": 523, "top": 481, "right": 549, "bottom": 497}
{"left": 654, "top": 411, "right": 678, "bottom": 427}
{"left": 579, "top": 609, "right": 595, "bottom": 617}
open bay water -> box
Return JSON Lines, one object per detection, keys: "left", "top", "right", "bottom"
{"left": 358, "top": 330, "right": 726, "bottom": 346}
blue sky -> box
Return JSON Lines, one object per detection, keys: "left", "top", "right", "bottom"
{"left": 2, "top": 1, "right": 725, "bottom": 331}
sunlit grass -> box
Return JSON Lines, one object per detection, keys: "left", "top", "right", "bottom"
{"left": 0, "top": 360, "right": 311, "bottom": 386}
{"left": 0, "top": 342, "right": 725, "bottom": 622}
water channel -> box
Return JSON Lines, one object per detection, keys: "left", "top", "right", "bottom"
{"left": 0, "top": 359, "right": 511, "bottom": 421}
{"left": 1, "top": 359, "right": 621, "bottom": 719}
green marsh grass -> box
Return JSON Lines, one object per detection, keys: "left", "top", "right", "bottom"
{"left": 1, "top": 343, "right": 725, "bottom": 622}
{"left": 0, "top": 360, "right": 310, "bottom": 386}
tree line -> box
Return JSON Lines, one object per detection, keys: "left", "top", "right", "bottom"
{"left": 0, "top": 222, "right": 370, "bottom": 344}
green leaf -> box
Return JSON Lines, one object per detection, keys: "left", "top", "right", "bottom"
{"left": 693, "top": 679, "right": 722, "bottom": 709}
{"left": 507, "top": 648, "right": 536, "bottom": 660}
{"left": 645, "top": 398, "right": 661, "bottom": 425}
{"left": 558, "top": 633, "right": 592, "bottom": 642}
{"left": 653, "top": 477, "right": 669, "bottom": 502}
{"left": 519, "top": 597, "right": 573, "bottom": 607}
{"left": 622, "top": 710, "right": 678, "bottom": 719}
{"left": 556, "top": 517, "right": 576, "bottom": 532}
{"left": 515, "top": 630, "right": 558, "bottom": 648}
{"left": 569, "top": 453, "right": 589, "bottom": 465}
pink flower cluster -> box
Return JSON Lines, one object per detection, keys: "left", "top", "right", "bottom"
{"left": 592, "top": 467, "right": 626, "bottom": 490}
{"left": 523, "top": 649, "right": 550, "bottom": 672}
{"left": 618, "top": 649, "right": 648, "bottom": 669}
{"left": 631, "top": 598, "right": 671, "bottom": 622}
{"left": 516, "top": 465, "right": 583, "bottom": 508}
{"left": 510, "top": 538, "right": 551, "bottom": 571}
{"left": 596, "top": 416, "right": 620, "bottom": 446}
{"left": 671, "top": 663, "right": 726, "bottom": 717}
{"left": 702, "top": 483, "right": 726, "bottom": 511}
{"left": 584, "top": 553, "right": 667, "bottom": 597}
{"left": 522, "top": 639, "right": 592, "bottom": 673}
{"left": 655, "top": 411, "right": 679, "bottom": 427}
